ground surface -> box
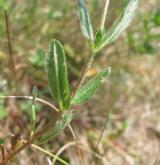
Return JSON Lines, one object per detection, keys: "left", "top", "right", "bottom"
{"left": 0, "top": 0, "right": 160, "bottom": 164}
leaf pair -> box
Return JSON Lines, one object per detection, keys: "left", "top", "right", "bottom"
{"left": 47, "top": 40, "right": 71, "bottom": 110}
{"left": 93, "top": 0, "right": 139, "bottom": 52}
{"left": 77, "top": 0, "right": 139, "bottom": 52}
{"left": 47, "top": 40, "right": 111, "bottom": 109}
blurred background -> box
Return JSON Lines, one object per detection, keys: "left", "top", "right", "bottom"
{"left": 0, "top": 0, "right": 160, "bottom": 164}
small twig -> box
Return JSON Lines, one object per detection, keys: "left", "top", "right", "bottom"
{"left": 68, "top": 124, "right": 84, "bottom": 165}
{"left": 100, "top": 0, "right": 110, "bottom": 29}
{"left": 0, "top": 95, "right": 59, "bottom": 112}
{"left": 90, "top": 116, "right": 109, "bottom": 164}
{"left": 31, "top": 144, "right": 69, "bottom": 165}
{"left": 95, "top": 117, "right": 109, "bottom": 150}
{"left": 4, "top": 10, "right": 17, "bottom": 83}
{"left": 52, "top": 141, "right": 104, "bottom": 165}
{"left": 52, "top": 141, "right": 76, "bottom": 165}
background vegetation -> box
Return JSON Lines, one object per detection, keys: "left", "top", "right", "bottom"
{"left": 0, "top": 0, "right": 160, "bottom": 164}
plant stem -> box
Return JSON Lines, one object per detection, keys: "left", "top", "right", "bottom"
{"left": 95, "top": 117, "right": 109, "bottom": 150}
{"left": 31, "top": 144, "right": 69, "bottom": 165}
{"left": 73, "top": 53, "right": 95, "bottom": 96}
{"left": 52, "top": 141, "right": 103, "bottom": 164}
{"left": 52, "top": 141, "right": 77, "bottom": 165}
{"left": 68, "top": 124, "right": 84, "bottom": 165}
{"left": 4, "top": 10, "right": 17, "bottom": 84}
{"left": 0, "top": 95, "right": 59, "bottom": 112}
{"left": 100, "top": 0, "right": 110, "bottom": 29}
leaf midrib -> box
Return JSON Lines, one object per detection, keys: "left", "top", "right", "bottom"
{"left": 53, "top": 43, "right": 63, "bottom": 109}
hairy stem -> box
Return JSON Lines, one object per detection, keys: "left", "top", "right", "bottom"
{"left": 100, "top": 0, "right": 110, "bottom": 29}
{"left": 73, "top": 53, "right": 95, "bottom": 96}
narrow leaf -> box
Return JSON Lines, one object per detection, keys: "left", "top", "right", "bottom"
{"left": 72, "top": 67, "right": 111, "bottom": 105}
{"left": 78, "top": 0, "right": 94, "bottom": 40}
{"left": 39, "top": 111, "right": 73, "bottom": 143}
{"left": 94, "top": 0, "right": 139, "bottom": 52}
{"left": 47, "top": 40, "right": 71, "bottom": 110}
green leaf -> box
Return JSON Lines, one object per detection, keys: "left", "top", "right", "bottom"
{"left": 72, "top": 67, "right": 111, "bottom": 105}
{"left": 94, "top": 0, "right": 139, "bottom": 52}
{"left": 78, "top": 0, "right": 94, "bottom": 41}
{"left": 47, "top": 40, "right": 71, "bottom": 110}
{"left": 39, "top": 111, "right": 73, "bottom": 143}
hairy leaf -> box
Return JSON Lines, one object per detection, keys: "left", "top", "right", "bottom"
{"left": 93, "top": 0, "right": 139, "bottom": 52}
{"left": 47, "top": 40, "right": 70, "bottom": 110}
{"left": 72, "top": 67, "right": 111, "bottom": 105}
{"left": 78, "top": 0, "right": 94, "bottom": 41}
{"left": 39, "top": 111, "right": 73, "bottom": 143}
